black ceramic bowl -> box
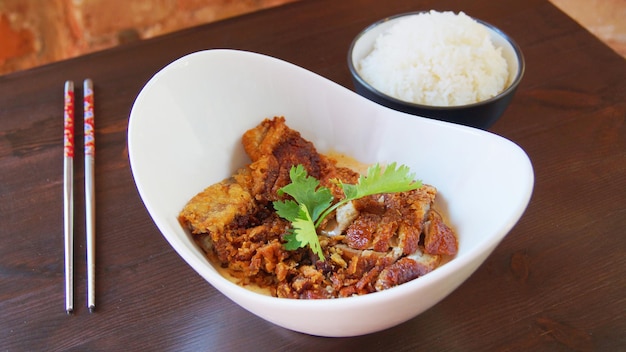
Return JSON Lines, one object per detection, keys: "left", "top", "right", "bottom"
{"left": 348, "top": 12, "right": 525, "bottom": 130}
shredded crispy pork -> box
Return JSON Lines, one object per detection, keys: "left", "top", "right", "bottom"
{"left": 178, "top": 117, "right": 458, "bottom": 298}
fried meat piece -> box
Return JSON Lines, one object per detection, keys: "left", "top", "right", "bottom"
{"left": 179, "top": 172, "right": 254, "bottom": 235}
{"left": 242, "top": 116, "right": 359, "bottom": 201}
{"left": 342, "top": 185, "right": 437, "bottom": 255}
{"left": 243, "top": 117, "right": 327, "bottom": 200}
{"left": 374, "top": 250, "right": 441, "bottom": 291}
{"left": 424, "top": 210, "right": 458, "bottom": 255}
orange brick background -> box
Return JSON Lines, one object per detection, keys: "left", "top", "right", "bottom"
{"left": 0, "top": 0, "right": 624, "bottom": 76}
{"left": 0, "top": 0, "right": 297, "bottom": 75}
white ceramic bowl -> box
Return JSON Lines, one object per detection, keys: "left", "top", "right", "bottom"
{"left": 128, "top": 49, "right": 533, "bottom": 337}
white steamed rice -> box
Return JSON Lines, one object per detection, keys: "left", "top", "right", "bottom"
{"left": 358, "top": 11, "right": 509, "bottom": 107}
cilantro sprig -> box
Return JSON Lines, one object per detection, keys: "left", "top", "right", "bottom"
{"left": 273, "top": 163, "right": 422, "bottom": 260}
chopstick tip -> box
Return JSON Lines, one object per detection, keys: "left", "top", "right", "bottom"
{"left": 66, "top": 308, "right": 74, "bottom": 315}
{"left": 88, "top": 305, "right": 95, "bottom": 313}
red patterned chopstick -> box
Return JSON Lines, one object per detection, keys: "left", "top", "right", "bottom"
{"left": 63, "top": 80, "right": 75, "bottom": 314}
{"left": 83, "top": 78, "right": 96, "bottom": 313}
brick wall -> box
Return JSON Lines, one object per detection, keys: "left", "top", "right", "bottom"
{"left": 0, "top": 0, "right": 297, "bottom": 75}
{"left": 1, "top": 0, "right": 624, "bottom": 76}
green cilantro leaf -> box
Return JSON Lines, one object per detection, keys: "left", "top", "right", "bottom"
{"left": 273, "top": 199, "right": 300, "bottom": 222}
{"left": 341, "top": 162, "right": 422, "bottom": 200}
{"left": 274, "top": 165, "right": 333, "bottom": 260}
{"left": 282, "top": 203, "right": 324, "bottom": 259}
{"left": 276, "top": 164, "right": 333, "bottom": 222}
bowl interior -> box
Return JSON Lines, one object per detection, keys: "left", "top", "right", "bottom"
{"left": 128, "top": 49, "right": 533, "bottom": 337}
{"left": 348, "top": 12, "right": 524, "bottom": 109}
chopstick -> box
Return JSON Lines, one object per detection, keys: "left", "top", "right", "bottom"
{"left": 63, "top": 81, "right": 75, "bottom": 314}
{"left": 83, "top": 78, "right": 96, "bottom": 313}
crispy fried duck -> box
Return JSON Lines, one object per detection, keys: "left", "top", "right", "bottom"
{"left": 179, "top": 117, "right": 457, "bottom": 298}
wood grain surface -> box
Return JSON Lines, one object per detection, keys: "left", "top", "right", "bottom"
{"left": 1, "top": 0, "right": 624, "bottom": 350}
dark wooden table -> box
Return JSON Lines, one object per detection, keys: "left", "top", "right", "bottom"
{"left": 1, "top": 0, "right": 624, "bottom": 350}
